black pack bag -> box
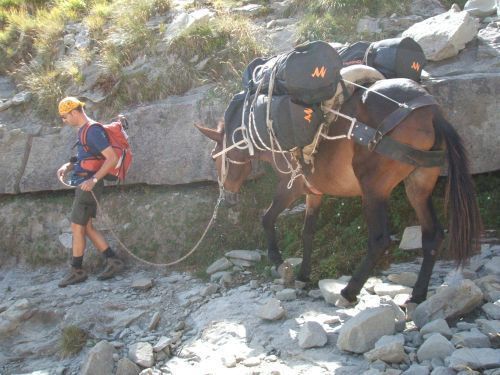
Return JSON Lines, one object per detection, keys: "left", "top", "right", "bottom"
{"left": 365, "top": 37, "right": 426, "bottom": 81}
{"left": 249, "top": 95, "right": 324, "bottom": 151}
{"left": 247, "top": 41, "right": 343, "bottom": 105}
{"left": 337, "top": 41, "right": 371, "bottom": 67}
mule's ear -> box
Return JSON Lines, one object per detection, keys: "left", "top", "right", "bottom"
{"left": 194, "top": 123, "right": 223, "bottom": 143}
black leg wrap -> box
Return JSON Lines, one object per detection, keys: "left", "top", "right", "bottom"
{"left": 341, "top": 287, "right": 358, "bottom": 303}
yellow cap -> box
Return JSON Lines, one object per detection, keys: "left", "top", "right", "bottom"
{"left": 58, "top": 97, "right": 85, "bottom": 115}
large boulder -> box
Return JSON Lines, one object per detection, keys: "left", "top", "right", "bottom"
{"left": 403, "top": 8, "right": 479, "bottom": 61}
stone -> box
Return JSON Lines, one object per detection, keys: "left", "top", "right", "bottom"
{"left": 474, "top": 275, "right": 500, "bottom": 302}
{"left": 388, "top": 272, "right": 418, "bottom": 287}
{"left": 364, "top": 334, "right": 408, "bottom": 363}
{"left": 164, "top": 9, "right": 214, "bottom": 43}
{"left": 417, "top": 333, "right": 455, "bottom": 361}
{"left": 318, "top": 279, "right": 349, "bottom": 305}
{"left": 225, "top": 250, "right": 261, "bottom": 262}
{"left": 412, "top": 280, "right": 484, "bottom": 328}
{"left": 58, "top": 233, "right": 72, "bottom": 249}
{"left": 206, "top": 257, "right": 232, "bottom": 275}
{"left": 447, "top": 347, "right": 500, "bottom": 370}
{"left": 420, "top": 319, "right": 453, "bottom": 339}
{"left": 399, "top": 226, "right": 422, "bottom": 250}
{"left": 374, "top": 283, "right": 413, "bottom": 298}
{"left": 116, "top": 357, "right": 140, "bottom": 375}
{"left": 484, "top": 256, "right": 500, "bottom": 275}
{"left": 80, "top": 340, "right": 115, "bottom": 375}
{"left": 402, "top": 364, "right": 430, "bottom": 375}
{"left": 256, "top": 298, "right": 286, "bottom": 321}
{"left": 482, "top": 301, "right": 500, "bottom": 320}
{"left": 148, "top": 312, "right": 161, "bottom": 331}
{"left": 275, "top": 288, "right": 296, "bottom": 301}
{"left": 403, "top": 9, "right": 479, "bottom": 61}
{"left": 298, "top": 321, "right": 328, "bottom": 349}
{"left": 451, "top": 328, "right": 491, "bottom": 348}
{"left": 0, "top": 299, "right": 33, "bottom": 335}
{"left": 132, "top": 278, "right": 154, "bottom": 291}
{"left": 337, "top": 307, "right": 396, "bottom": 353}
{"left": 129, "top": 342, "right": 154, "bottom": 368}
{"left": 464, "top": 0, "right": 498, "bottom": 17}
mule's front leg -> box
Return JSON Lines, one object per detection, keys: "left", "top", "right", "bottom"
{"left": 298, "top": 194, "right": 322, "bottom": 282}
{"left": 262, "top": 179, "right": 306, "bottom": 267}
{"left": 342, "top": 195, "right": 391, "bottom": 302}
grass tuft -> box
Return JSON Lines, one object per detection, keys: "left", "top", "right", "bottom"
{"left": 60, "top": 325, "right": 88, "bottom": 357}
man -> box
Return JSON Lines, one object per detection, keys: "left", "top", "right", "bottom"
{"left": 57, "top": 97, "right": 124, "bottom": 287}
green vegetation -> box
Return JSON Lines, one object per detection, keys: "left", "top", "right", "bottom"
{"left": 60, "top": 325, "right": 88, "bottom": 357}
{"left": 292, "top": 0, "right": 411, "bottom": 43}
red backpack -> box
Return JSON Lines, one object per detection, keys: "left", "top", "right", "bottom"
{"left": 80, "top": 115, "right": 133, "bottom": 181}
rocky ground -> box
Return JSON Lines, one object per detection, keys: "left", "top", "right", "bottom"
{"left": 0, "top": 232, "right": 499, "bottom": 375}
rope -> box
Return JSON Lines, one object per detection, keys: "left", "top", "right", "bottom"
{"left": 342, "top": 79, "right": 407, "bottom": 107}
{"left": 58, "top": 172, "right": 222, "bottom": 268}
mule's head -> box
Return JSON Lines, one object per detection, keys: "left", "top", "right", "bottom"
{"left": 195, "top": 121, "right": 252, "bottom": 206}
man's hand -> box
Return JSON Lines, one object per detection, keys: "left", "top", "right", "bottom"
{"left": 79, "top": 178, "right": 97, "bottom": 192}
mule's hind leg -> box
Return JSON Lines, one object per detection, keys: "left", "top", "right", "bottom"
{"left": 342, "top": 192, "right": 392, "bottom": 302}
{"left": 298, "top": 194, "right": 323, "bottom": 282}
{"left": 262, "top": 179, "right": 305, "bottom": 267}
{"left": 404, "top": 167, "right": 444, "bottom": 303}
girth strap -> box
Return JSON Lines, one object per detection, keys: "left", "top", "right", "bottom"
{"left": 351, "top": 121, "right": 445, "bottom": 167}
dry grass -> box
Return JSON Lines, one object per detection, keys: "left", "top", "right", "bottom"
{"left": 60, "top": 325, "right": 88, "bottom": 357}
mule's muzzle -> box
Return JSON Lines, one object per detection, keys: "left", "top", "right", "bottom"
{"left": 221, "top": 189, "right": 240, "bottom": 207}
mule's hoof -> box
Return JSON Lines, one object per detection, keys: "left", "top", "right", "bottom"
{"left": 278, "top": 261, "right": 295, "bottom": 287}
{"left": 340, "top": 288, "right": 358, "bottom": 304}
{"left": 403, "top": 302, "right": 417, "bottom": 322}
{"left": 336, "top": 294, "right": 356, "bottom": 308}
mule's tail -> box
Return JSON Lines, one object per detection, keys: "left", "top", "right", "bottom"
{"left": 433, "top": 109, "right": 482, "bottom": 265}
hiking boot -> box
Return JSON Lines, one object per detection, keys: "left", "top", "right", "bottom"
{"left": 58, "top": 268, "right": 88, "bottom": 288}
{"left": 97, "top": 257, "right": 124, "bottom": 280}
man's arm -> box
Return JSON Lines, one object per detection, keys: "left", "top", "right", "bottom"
{"left": 79, "top": 146, "right": 118, "bottom": 191}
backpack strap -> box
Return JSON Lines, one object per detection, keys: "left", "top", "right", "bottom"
{"left": 80, "top": 122, "right": 105, "bottom": 157}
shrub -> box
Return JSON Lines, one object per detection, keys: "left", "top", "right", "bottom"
{"left": 60, "top": 326, "right": 88, "bottom": 357}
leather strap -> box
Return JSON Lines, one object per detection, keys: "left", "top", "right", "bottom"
{"left": 368, "top": 94, "right": 438, "bottom": 151}
{"left": 351, "top": 121, "right": 445, "bottom": 168}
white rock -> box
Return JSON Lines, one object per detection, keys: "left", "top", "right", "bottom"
{"left": 403, "top": 9, "right": 480, "bottom": 61}
{"left": 256, "top": 298, "right": 286, "bottom": 320}
{"left": 298, "top": 321, "right": 328, "bottom": 349}
{"left": 81, "top": 340, "right": 115, "bottom": 375}
{"left": 399, "top": 226, "right": 422, "bottom": 250}
{"left": 484, "top": 256, "right": 500, "bottom": 275}
{"left": 337, "top": 307, "right": 396, "bottom": 353}
{"left": 318, "top": 279, "right": 349, "bottom": 305}
{"left": 275, "top": 288, "right": 296, "bottom": 301}
{"left": 417, "top": 333, "right": 455, "bottom": 361}
{"left": 364, "top": 334, "right": 408, "bottom": 363}
{"left": 129, "top": 342, "right": 154, "bottom": 368}
{"left": 58, "top": 233, "right": 72, "bottom": 249}
{"left": 420, "top": 319, "right": 452, "bottom": 338}
{"left": 131, "top": 278, "right": 154, "bottom": 291}
{"left": 206, "top": 257, "right": 232, "bottom": 275}
{"left": 225, "top": 250, "right": 261, "bottom": 262}
{"left": 388, "top": 272, "right": 418, "bottom": 287}
{"left": 413, "top": 279, "right": 484, "bottom": 328}
{"left": 374, "top": 282, "right": 413, "bottom": 298}
{"left": 464, "top": 0, "right": 498, "bottom": 17}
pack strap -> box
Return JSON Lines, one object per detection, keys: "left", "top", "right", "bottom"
{"left": 80, "top": 122, "right": 105, "bottom": 157}
{"left": 369, "top": 94, "right": 438, "bottom": 151}
{"left": 351, "top": 121, "right": 445, "bottom": 167}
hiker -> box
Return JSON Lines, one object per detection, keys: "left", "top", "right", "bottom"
{"left": 56, "top": 97, "right": 124, "bottom": 287}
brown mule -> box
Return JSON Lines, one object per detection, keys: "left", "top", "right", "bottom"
{"left": 196, "top": 78, "right": 482, "bottom": 304}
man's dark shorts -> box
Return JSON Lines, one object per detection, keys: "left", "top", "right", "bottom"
{"left": 71, "top": 180, "right": 104, "bottom": 225}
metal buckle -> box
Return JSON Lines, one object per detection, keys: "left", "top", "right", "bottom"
{"left": 368, "top": 131, "right": 383, "bottom": 152}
